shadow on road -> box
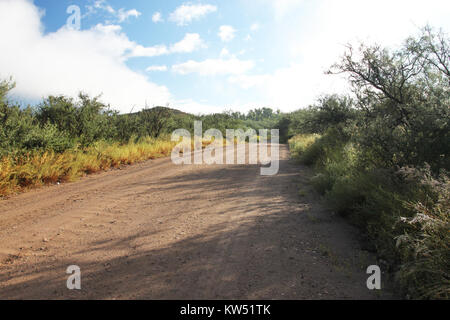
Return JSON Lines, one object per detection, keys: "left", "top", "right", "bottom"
{"left": 0, "top": 157, "right": 381, "bottom": 300}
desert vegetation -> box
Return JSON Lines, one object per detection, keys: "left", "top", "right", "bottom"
{"left": 288, "top": 27, "right": 449, "bottom": 299}
{"left": 0, "top": 85, "right": 181, "bottom": 196}
{"left": 0, "top": 78, "right": 281, "bottom": 197}
{"left": 1, "top": 25, "right": 447, "bottom": 300}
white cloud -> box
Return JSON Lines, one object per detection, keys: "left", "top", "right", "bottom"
{"left": 172, "top": 58, "right": 255, "bottom": 76}
{"left": 105, "top": 5, "right": 115, "bottom": 14}
{"left": 250, "top": 23, "right": 260, "bottom": 31}
{"left": 93, "top": 0, "right": 115, "bottom": 14}
{"left": 85, "top": 1, "right": 141, "bottom": 23}
{"left": 170, "top": 33, "right": 206, "bottom": 53}
{"left": 3, "top": 0, "right": 448, "bottom": 115}
{"left": 85, "top": 0, "right": 111, "bottom": 17}
{"left": 146, "top": 65, "right": 168, "bottom": 72}
{"left": 271, "top": 0, "right": 304, "bottom": 18}
{"left": 219, "top": 48, "right": 243, "bottom": 59}
{"left": 94, "top": 0, "right": 108, "bottom": 9}
{"left": 0, "top": 0, "right": 170, "bottom": 113}
{"left": 219, "top": 48, "right": 231, "bottom": 58}
{"left": 117, "top": 8, "right": 141, "bottom": 23}
{"left": 249, "top": 0, "right": 304, "bottom": 19}
{"left": 230, "top": 0, "right": 450, "bottom": 111}
{"left": 228, "top": 74, "right": 272, "bottom": 90}
{"left": 129, "top": 44, "right": 170, "bottom": 58}
{"left": 127, "top": 33, "right": 205, "bottom": 58}
{"left": 169, "top": 3, "right": 217, "bottom": 26}
{"left": 152, "top": 12, "right": 163, "bottom": 23}
{"left": 218, "top": 25, "right": 236, "bottom": 42}
{"left": 229, "top": 63, "right": 348, "bottom": 110}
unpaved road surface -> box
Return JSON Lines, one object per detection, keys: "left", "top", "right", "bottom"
{"left": 0, "top": 145, "right": 387, "bottom": 299}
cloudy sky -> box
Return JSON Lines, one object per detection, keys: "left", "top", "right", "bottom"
{"left": 0, "top": 0, "right": 449, "bottom": 114}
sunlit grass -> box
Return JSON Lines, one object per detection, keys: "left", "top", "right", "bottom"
{"left": 0, "top": 137, "right": 180, "bottom": 197}
{"left": 288, "top": 134, "right": 321, "bottom": 159}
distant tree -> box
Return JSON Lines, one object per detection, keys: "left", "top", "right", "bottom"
{"left": 309, "top": 95, "right": 356, "bottom": 134}
{"left": 37, "top": 93, "right": 112, "bottom": 147}
{"left": 139, "top": 106, "right": 172, "bottom": 138}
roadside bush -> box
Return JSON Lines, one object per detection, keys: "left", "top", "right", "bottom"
{"left": 288, "top": 134, "right": 320, "bottom": 160}
{"left": 288, "top": 28, "right": 449, "bottom": 299}
{"left": 0, "top": 81, "right": 38, "bottom": 156}
{"left": 37, "top": 94, "right": 114, "bottom": 147}
{"left": 291, "top": 132, "right": 449, "bottom": 298}
{"left": 329, "top": 27, "right": 449, "bottom": 173}
{"left": 22, "top": 122, "right": 74, "bottom": 153}
{"left": 395, "top": 169, "right": 450, "bottom": 299}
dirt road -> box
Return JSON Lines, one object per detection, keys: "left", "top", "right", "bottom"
{"left": 0, "top": 144, "right": 386, "bottom": 299}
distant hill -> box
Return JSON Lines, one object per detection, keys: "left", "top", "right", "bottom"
{"left": 128, "top": 106, "right": 191, "bottom": 117}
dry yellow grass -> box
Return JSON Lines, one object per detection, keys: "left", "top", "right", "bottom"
{"left": 288, "top": 134, "right": 321, "bottom": 157}
{"left": 0, "top": 137, "right": 179, "bottom": 198}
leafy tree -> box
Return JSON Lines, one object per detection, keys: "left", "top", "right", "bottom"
{"left": 138, "top": 107, "right": 172, "bottom": 138}
{"left": 329, "top": 27, "right": 449, "bottom": 171}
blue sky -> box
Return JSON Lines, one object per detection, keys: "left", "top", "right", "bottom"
{"left": 1, "top": 0, "right": 449, "bottom": 114}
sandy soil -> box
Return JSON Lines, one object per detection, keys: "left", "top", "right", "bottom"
{"left": 0, "top": 144, "right": 389, "bottom": 299}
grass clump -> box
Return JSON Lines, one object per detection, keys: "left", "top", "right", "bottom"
{"left": 286, "top": 27, "right": 449, "bottom": 299}
{"left": 0, "top": 137, "right": 177, "bottom": 197}
{"left": 289, "top": 130, "right": 449, "bottom": 299}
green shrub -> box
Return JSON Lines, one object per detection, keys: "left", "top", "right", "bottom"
{"left": 288, "top": 134, "right": 320, "bottom": 160}
{"left": 290, "top": 102, "right": 449, "bottom": 300}
{"left": 300, "top": 140, "right": 325, "bottom": 166}
{"left": 22, "top": 122, "right": 75, "bottom": 153}
{"left": 395, "top": 169, "right": 450, "bottom": 299}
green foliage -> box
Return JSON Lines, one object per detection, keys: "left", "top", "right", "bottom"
{"left": 395, "top": 168, "right": 450, "bottom": 299}
{"left": 288, "top": 134, "right": 320, "bottom": 160}
{"left": 22, "top": 122, "right": 74, "bottom": 153}
{"left": 290, "top": 27, "right": 449, "bottom": 299}
{"left": 0, "top": 78, "right": 15, "bottom": 102}
{"left": 329, "top": 27, "right": 449, "bottom": 172}
{"left": 37, "top": 93, "right": 115, "bottom": 147}
{"left": 0, "top": 103, "right": 36, "bottom": 156}
{"left": 1, "top": 25, "right": 448, "bottom": 300}
{"left": 0, "top": 82, "right": 283, "bottom": 158}
{"left": 283, "top": 94, "right": 356, "bottom": 138}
